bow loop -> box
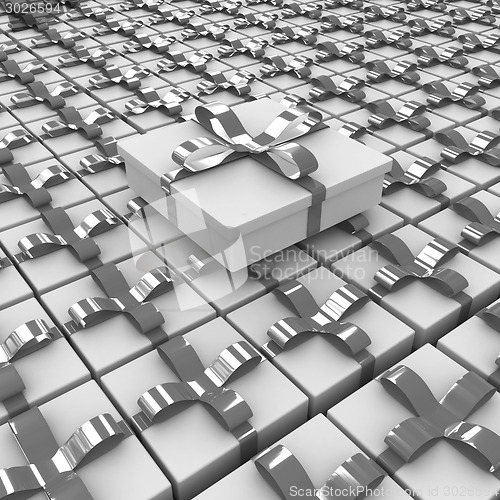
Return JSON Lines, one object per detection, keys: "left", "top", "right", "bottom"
{"left": 453, "top": 197, "right": 500, "bottom": 246}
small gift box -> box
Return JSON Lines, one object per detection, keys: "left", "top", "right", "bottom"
{"left": 41, "top": 251, "right": 216, "bottom": 376}
{"left": 0, "top": 248, "right": 32, "bottom": 310}
{"left": 0, "top": 126, "right": 52, "bottom": 167}
{"left": 329, "top": 344, "right": 500, "bottom": 500}
{"left": 332, "top": 224, "right": 500, "bottom": 347}
{"left": 227, "top": 266, "right": 414, "bottom": 416}
{"left": 101, "top": 316, "right": 308, "bottom": 500}
{"left": 0, "top": 297, "right": 89, "bottom": 425}
{"left": 195, "top": 414, "right": 411, "bottom": 500}
{"left": 420, "top": 190, "right": 500, "bottom": 274}
{"left": 0, "top": 380, "right": 173, "bottom": 500}
{"left": 119, "top": 97, "right": 391, "bottom": 271}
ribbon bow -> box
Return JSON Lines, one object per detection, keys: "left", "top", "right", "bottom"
{"left": 200, "top": 0, "right": 242, "bottom": 14}
{"left": 131, "top": 335, "right": 260, "bottom": 460}
{"left": 163, "top": 101, "right": 322, "bottom": 193}
{"left": 365, "top": 29, "right": 412, "bottom": 49}
{"left": 0, "top": 42, "right": 20, "bottom": 55}
{"left": 262, "top": 279, "right": 375, "bottom": 382}
{"left": 0, "top": 129, "right": 34, "bottom": 165}
{"left": 450, "top": 7, "right": 495, "bottom": 25}
{"left": 0, "top": 407, "right": 130, "bottom": 500}
{"left": 415, "top": 46, "right": 468, "bottom": 68}
{"left": 281, "top": 1, "right": 322, "bottom": 18}
{"left": 453, "top": 197, "right": 500, "bottom": 247}
{"left": 79, "top": 137, "right": 125, "bottom": 175}
{"left": 272, "top": 26, "right": 318, "bottom": 45}
{"left": 218, "top": 38, "right": 268, "bottom": 58}
{"left": 197, "top": 70, "right": 255, "bottom": 96}
{"left": 126, "top": 87, "right": 190, "bottom": 115}
{"left": 234, "top": 12, "right": 278, "bottom": 29}
{"left": 366, "top": 60, "right": 420, "bottom": 84}
{"left": 149, "top": 7, "right": 195, "bottom": 25}
{"left": 383, "top": 157, "right": 446, "bottom": 198}
{"left": 255, "top": 446, "right": 385, "bottom": 500}
{"left": 181, "top": 22, "right": 229, "bottom": 40}
{"left": 157, "top": 50, "right": 212, "bottom": 73}
{"left": 94, "top": 17, "right": 143, "bottom": 36}
{"left": 424, "top": 82, "right": 485, "bottom": 109}
{"left": 324, "top": 0, "right": 363, "bottom": 8}
{"left": 67, "top": 4, "right": 113, "bottom": 21}
{"left": 260, "top": 55, "right": 312, "bottom": 79}
{"left": 120, "top": 0, "right": 159, "bottom": 10}
{"left": 66, "top": 263, "right": 172, "bottom": 335}
{"left": 371, "top": 234, "right": 468, "bottom": 297}
{"left": 89, "top": 64, "right": 149, "bottom": 90}
{"left": 459, "top": 33, "right": 500, "bottom": 52}
{"left": 11, "top": 81, "right": 77, "bottom": 110}
{"left": 246, "top": 0, "right": 282, "bottom": 5}
{"left": 0, "top": 59, "right": 46, "bottom": 84}
{"left": 309, "top": 75, "right": 365, "bottom": 102}
{"left": 59, "top": 45, "right": 115, "bottom": 67}
{"left": 17, "top": 207, "right": 121, "bottom": 262}
{"left": 378, "top": 365, "right": 500, "bottom": 474}
{"left": 123, "top": 33, "right": 176, "bottom": 54}
{"left": 0, "top": 162, "right": 71, "bottom": 207}
{"left": 321, "top": 14, "right": 364, "bottom": 33}
{"left": 408, "top": 18, "right": 454, "bottom": 37}
{"left": 472, "top": 65, "right": 500, "bottom": 88}
{"left": 364, "top": 5, "right": 406, "bottom": 22}
{"left": 31, "top": 28, "right": 84, "bottom": 48}
{"left": 435, "top": 129, "right": 500, "bottom": 165}
{"left": 8, "top": 10, "right": 56, "bottom": 32}
{"left": 406, "top": 0, "right": 446, "bottom": 11}
{"left": 315, "top": 41, "right": 364, "bottom": 63}
{"left": 367, "top": 100, "right": 431, "bottom": 131}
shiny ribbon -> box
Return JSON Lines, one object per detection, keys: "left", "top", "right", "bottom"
{"left": 435, "top": 129, "right": 500, "bottom": 166}
{"left": 281, "top": 1, "right": 322, "bottom": 18}
{"left": 477, "top": 304, "right": 500, "bottom": 389}
{"left": 42, "top": 106, "right": 114, "bottom": 140}
{"left": 370, "top": 234, "right": 469, "bottom": 298}
{"left": 181, "top": 22, "right": 229, "bottom": 40}
{"left": 0, "top": 162, "right": 71, "bottom": 208}
{"left": 67, "top": 4, "right": 114, "bottom": 21}
{"left": 59, "top": 45, "right": 115, "bottom": 67}
{"left": 377, "top": 365, "right": 500, "bottom": 475}
{"left": 365, "top": 29, "right": 412, "bottom": 49}
{"left": 459, "top": 33, "right": 500, "bottom": 53}
{"left": 255, "top": 446, "right": 385, "bottom": 500}
{"left": 315, "top": 41, "right": 364, "bottom": 63}
{"left": 125, "top": 87, "right": 190, "bottom": 115}
{"left": 309, "top": 75, "right": 365, "bottom": 102}
{"left": 218, "top": 38, "right": 268, "bottom": 58}
{"left": 262, "top": 279, "right": 375, "bottom": 383}
{"left": 338, "top": 122, "right": 369, "bottom": 142}
{"left": 367, "top": 100, "right": 431, "bottom": 132}
{"left": 424, "top": 82, "right": 485, "bottom": 109}
{"left": 415, "top": 46, "right": 468, "bottom": 68}
{"left": 233, "top": 12, "right": 278, "bottom": 29}
{"left": 246, "top": 0, "right": 282, "bottom": 5}
{"left": 0, "top": 407, "right": 131, "bottom": 499}
{"left": 66, "top": 263, "right": 172, "bottom": 336}
{"left": 79, "top": 137, "right": 125, "bottom": 175}
{"left": 337, "top": 213, "right": 373, "bottom": 246}
{"left": 406, "top": 0, "right": 446, "bottom": 11}
{"left": 408, "top": 18, "right": 455, "bottom": 37}
{"left": 321, "top": 14, "right": 364, "bottom": 33}
{"left": 149, "top": 7, "right": 194, "bottom": 25}
{"left": 10, "top": 81, "right": 77, "bottom": 110}
{"left": 364, "top": 5, "right": 406, "bottom": 22}
{"left": 8, "top": 9, "right": 55, "bottom": 32}
{"left": 94, "top": 17, "right": 143, "bottom": 36}
{"left": 197, "top": 70, "right": 255, "bottom": 96}
{"left": 323, "top": 0, "right": 363, "bottom": 8}
{"left": 0, "top": 129, "right": 34, "bottom": 166}
{"left": 131, "top": 335, "right": 260, "bottom": 460}
{"left": 472, "top": 65, "right": 500, "bottom": 88}
{"left": 366, "top": 60, "right": 419, "bottom": 84}
{"left": 89, "top": 65, "right": 149, "bottom": 90}
{"left": 0, "top": 59, "right": 46, "bottom": 85}
{"left": 123, "top": 33, "right": 176, "bottom": 54}
{"left": 260, "top": 55, "right": 312, "bottom": 79}
{"left": 31, "top": 28, "right": 84, "bottom": 48}
{"left": 157, "top": 50, "right": 212, "bottom": 73}
{"left": 200, "top": 0, "right": 242, "bottom": 15}
{"left": 0, "top": 42, "right": 20, "bottom": 55}
{"left": 272, "top": 26, "right": 318, "bottom": 46}
{"left": 17, "top": 207, "right": 121, "bottom": 262}
{"left": 120, "top": 0, "right": 160, "bottom": 10}
{"left": 450, "top": 6, "right": 495, "bottom": 25}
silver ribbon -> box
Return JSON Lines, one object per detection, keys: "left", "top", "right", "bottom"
{"left": 218, "top": 38, "right": 268, "bottom": 58}
{"left": 79, "top": 137, "right": 124, "bottom": 175}
{"left": 120, "top": 0, "right": 160, "bottom": 10}
{"left": 365, "top": 29, "right": 412, "bottom": 49}
{"left": 366, "top": 60, "right": 419, "bottom": 84}
{"left": 315, "top": 41, "right": 365, "bottom": 63}
{"left": 408, "top": 18, "right": 454, "bottom": 37}
{"left": 309, "top": 75, "right": 365, "bottom": 102}
{"left": 450, "top": 6, "right": 495, "bottom": 24}
{"left": 407, "top": 0, "right": 447, "bottom": 12}
{"left": 181, "top": 22, "right": 229, "bottom": 40}
{"left": 123, "top": 33, "right": 176, "bottom": 53}
{"left": 477, "top": 304, "right": 500, "bottom": 389}
{"left": 371, "top": 234, "right": 469, "bottom": 297}
{"left": 262, "top": 280, "right": 374, "bottom": 382}
{"left": 255, "top": 445, "right": 385, "bottom": 500}
{"left": 233, "top": 12, "right": 278, "bottom": 29}
{"left": 200, "top": 0, "right": 242, "bottom": 15}
{"left": 59, "top": 46, "right": 115, "bottom": 68}
{"left": 149, "top": 7, "right": 194, "bottom": 25}
{"left": 415, "top": 46, "right": 468, "bottom": 68}
{"left": 260, "top": 55, "right": 312, "bottom": 79}
{"left": 0, "top": 59, "right": 46, "bottom": 85}
{"left": 272, "top": 26, "right": 318, "bottom": 46}
{"left": 0, "top": 407, "right": 131, "bottom": 499}
{"left": 131, "top": 335, "right": 260, "bottom": 460}
{"left": 67, "top": 4, "right": 113, "bottom": 21}
{"left": 0, "top": 129, "right": 34, "bottom": 166}
{"left": 324, "top": 0, "right": 363, "bottom": 8}
{"left": 125, "top": 87, "right": 190, "bottom": 115}
{"left": 472, "top": 65, "right": 500, "bottom": 88}
{"left": 197, "top": 70, "right": 255, "bottom": 96}
{"left": 364, "top": 5, "right": 406, "bottom": 22}
{"left": 367, "top": 100, "right": 431, "bottom": 131}
{"left": 157, "top": 50, "right": 212, "bottom": 73}
{"left": 94, "top": 17, "right": 143, "bottom": 36}
{"left": 281, "top": 1, "right": 322, "bottom": 18}
{"left": 0, "top": 42, "right": 20, "bottom": 55}
{"left": 459, "top": 33, "right": 500, "bottom": 52}
{"left": 435, "top": 129, "right": 500, "bottom": 166}
{"left": 67, "top": 263, "right": 172, "bottom": 335}
{"left": 89, "top": 65, "right": 149, "bottom": 90}
{"left": 321, "top": 14, "right": 364, "bottom": 33}
{"left": 378, "top": 365, "right": 500, "bottom": 474}
{"left": 31, "top": 28, "right": 84, "bottom": 49}
{"left": 10, "top": 81, "right": 77, "bottom": 110}
{"left": 424, "top": 82, "right": 485, "bottom": 109}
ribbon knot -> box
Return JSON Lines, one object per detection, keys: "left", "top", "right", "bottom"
{"left": 255, "top": 445, "right": 386, "bottom": 500}
{"left": 378, "top": 365, "right": 500, "bottom": 473}
{"left": 309, "top": 75, "right": 365, "bottom": 102}
{"left": 407, "top": 0, "right": 447, "bottom": 11}
{"left": 472, "top": 65, "right": 500, "bottom": 88}
{"left": 120, "top": 0, "right": 159, "bottom": 10}
{"left": 409, "top": 18, "right": 454, "bottom": 37}
{"left": 59, "top": 45, "right": 115, "bottom": 67}
{"left": 200, "top": 0, "right": 242, "bottom": 15}
{"left": 94, "top": 17, "right": 142, "bottom": 36}
{"left": 367, "top": 100, "right": 431, "bottom": 131}
{"left": 89, "top": 64, "right": 149, "bottom": 90}
{"left": 281, "top": 2, "right": 322, "bottom": 18}
{"left": 0, "top": 129, "right": 34, "bottom": 165}
{"left": 272, "top": 26, "right": 318, "bottom": 45}
{"left": 424, "top": 81, "right": 485, "bottom": 109}
{"left": 371, "top": 234, "right": 468, "bottom": 297}
{"left": 366, "top": 60, "right": 420, "bottom": 84}
{"left": 435, "top": 129, "right": 500, "bottom": 165}
{"left": 364, "top": 5, "right": 406, "bottom": 22}
{"left": 324, "top": 0, "right": 363, "bottom": 8}
{"left": 315, "top": 41, "right": 365, "bottom": 63}
{"left": 260, "top": 55, "right": 312, "bottom": 79}
{"left": 11, "top": 81, "right": 77, "bottom": 110}
{"left": 197, "top": 70, "right": 255, "bottom": 96}
{"left": 126, "top": 87, "right": 190, "bottom": 115}
{"left": 123, "top": 33, "right": 176, "bottom": 53}
{"left": 181, "top": 22, "right": 229, "bottom": 40}
{"left": 67, "top": 263, "right": 172, "bottom": 335}
{"left": 157, "top": 50, "right": 212, "bottom": 73}
{"left": 0, "top": 59, "right": 46, "bottom": 84}
{"left": 79, "top": 137, "right": 124, "bottom": 175}
{"left": 415, "top": 46, "right": 468, "bottom": 69}
{"left": 150, "top": 7, "right": 194, "bottom": 25}
{"left": 0, "top": 407, "right": 131, "bottom": 499}
{"left": 246, "top": 0, "right": 282, "bottom": 5}
{"left": 365, "top": 29, "right": 412, "bottom": 49}
{"left": 67, "top": 4, "right": 113, "bottom": 21}
{"left": 459, "top": 33, "right": 500, "bottom": 52}
{"left": 31, "top": 28, "right": 84, "bottom": 49}
{"left": 321, "top": 14, "right": 364, "bottom": 33}
{"left": 132, "top": 335, "right": 261, "bottom": 459}
{"left": 450, "top": 6, "right": 495, "bottom": 25}
{"left": 218, "top": 38, "right": 268, "bottom": 58}
{"left": 234, "top": 12, "right": 278, "bottom": 29}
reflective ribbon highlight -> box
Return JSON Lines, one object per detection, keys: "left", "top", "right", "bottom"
{"left": 424, "top": 82, "right": 485, "bottom": 109}
{"left": 79, "top": 137, "right": 125, "bottom": 175}
{"left": 126, "top": 87, "right": 190, "bottom": 115}
{"left": 11, "top": 81, "right": 77, "bottom": 110}
{"left": 218, "top": 38, "right": 268, "bottom": 58}
{"left": 197, "top": 70, "right": 255, "bottom": 96}
{"left": 366, "top": 60, "right": 420, "bottom": 84}
{"left": 367, "top": 100, "right": 431, "bottom": 131}
{"left": 415, "top": 46, "right": 468, "bottom": 68}
{"left": 89, "top": 64, "right": 149, "bottom": 90}
{"left": 315, "top": 41, "right": 365, "bottom": 64}
{"left": 0, "top": 129, "right": 34, "bottom": 165}
{"left": 260, "top": 55, "right": 312, "bottom": 79}
{"left": 272, "top": 26, "right": 318, "bottom": 46}
{"left": 309, "top": 75, "right": 365, "bottom": 102}
{"left": 435, "top": 130, "right": 500, "bottom": 165}
{"left": 157, "top": 50, "right": 212, "bottom": 73}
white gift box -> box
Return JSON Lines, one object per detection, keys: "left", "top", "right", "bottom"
{"left": 101, "top": 316, "right": 309, "bottom": 500}
{"left": 329, "top": 344, "right": 500, "bottom": 500}
{"left": 0, "top": 297, "right": 89, "bottom": 425}
{"left": 0, "top": 248, "right": 32, "bottom": 310}
{"left": 227, "top": 266, "right": 414, "bottom": 416}
{"left": 332, "top": 224, "right": 500, "bottom": 347}
{"left": 419, "top": 190, "right": 500, "bottom": 274}
{"left": 195, "top": 414, "right": 411, "bottom": 500}
{"left": 119, "top": 97, "right": 391, "bottom": 271}
{"left": 0, "top": 380, "right": 173, "bottom": 500}
{"left": 0, "top": 125, "right": 53, "bottom": 167}
{"left": 40, "top": 251, "right": 215, "bottom": 377}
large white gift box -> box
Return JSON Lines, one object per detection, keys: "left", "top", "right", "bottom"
{"left": 118, "top": 97, "right": 391, "bottom": 271}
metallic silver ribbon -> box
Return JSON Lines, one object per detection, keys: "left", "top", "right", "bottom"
{"left": 59, "top": 46, "right": 115, "bottom": 68}
{"left": 181, "top": 22, "right": 229, "bottom": 40}
{"left": 79, "top": 137, "right": 124, "bottom": 175}
{"left": 472, "top": 65, "right": 500, "bottom": 88}
{"left": 320, "top": 14, "right": 364, "bottom": 33}
{"left": 95, "top": 17, "right": 142, "bottom": 36}
{"left": 366, "top": 60, "right": 420, "bottom": 84}
{"left": 123, "top": 33, "right": 176, "bottom": 53}
{"left": 11, "top": 81, "right": 77, "bottom": 110}
{"left": 477, "top": 304, "right": 500, "bottom": 389}
{"left": 324, "top": 0, "right": 363, "bottom": 8}
{"left": 459, "top": 33, "right": 500, "bottom": 52}
{"left": 197, "top": 70, "right": 255, "bottom": 96}
{"left": 31, "top": 28, "right": 84, "bottom": 49}
{"left": 450, "top": 6, "right": 495, "bottom": 24}
{"left": 149, "top": 7, "right": 194, "bottom": 25}
{"left": 157, "top": 50, "right": 212, "bottom": 73}
{"left": 89, "top": 65, "right": 149, "bottom": 90}
{"left": 415, "top": 46, "right": 468, "bottom": 68}
{"left": 424, "top": 82, "right": 485, "bottom": 109}
{"left": 309, "top": 75, "right": 365, "bottom": 102}
{"left": 365, "top": 29, "right": 412, "bottom": 49}
{"left": 367, "top": 100, "right": 431, "bottom": 131}
{"left": 336, "top": 213, "right": 373, "bottom": 246}
{"left": 0, "top": 129, "right": 34, "bottom": 166}
{"left": 272, "top": 26, "right": 318, "bottom": 46}
{"left": 125, "top": 87, "right": 190, "bottom": 115}
{"left": 0, "top": 59, "right": 46, "bottom": 85}
{"left": 262, "top": 279, "right": 375, "bottom": 384}
{"left": 315, "top": 41, "right": 365, "bottom": 64}
{"left": 218, "top": 38, "right": 268, "bottom": 58}
{"left": 0, "top": 42, "right": 20, "bottom": 55}
{"left": 260, "top": 55, "right": 312, "bottom": 79}
{"left": 408, "top": 18, "right": 454, "bottom": 37}
{"left": 67, "top": 4, "right": 113, "bottom": 21}
{"left": 255, "top": 445, "right": 385, "bottom": 500}
{"left": 200, "top": 0, "right": 242, "bottom": 15}
{"left": 0, "top": 407, "right": 131, "bottom": 499}
{"left": 131, "top": 335, "right": 261, "bottom": 460}
{"left": 364, "top": 5, "right": 406, "bottom": 22}
{"left": 233, "top": 12, "right": 278, "bottom": 29}
{"left": 377, "top": 365, "right": 500, "bottom": 475}
{"left": 407, "top": 0, "right": 447, "bottom": 12}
